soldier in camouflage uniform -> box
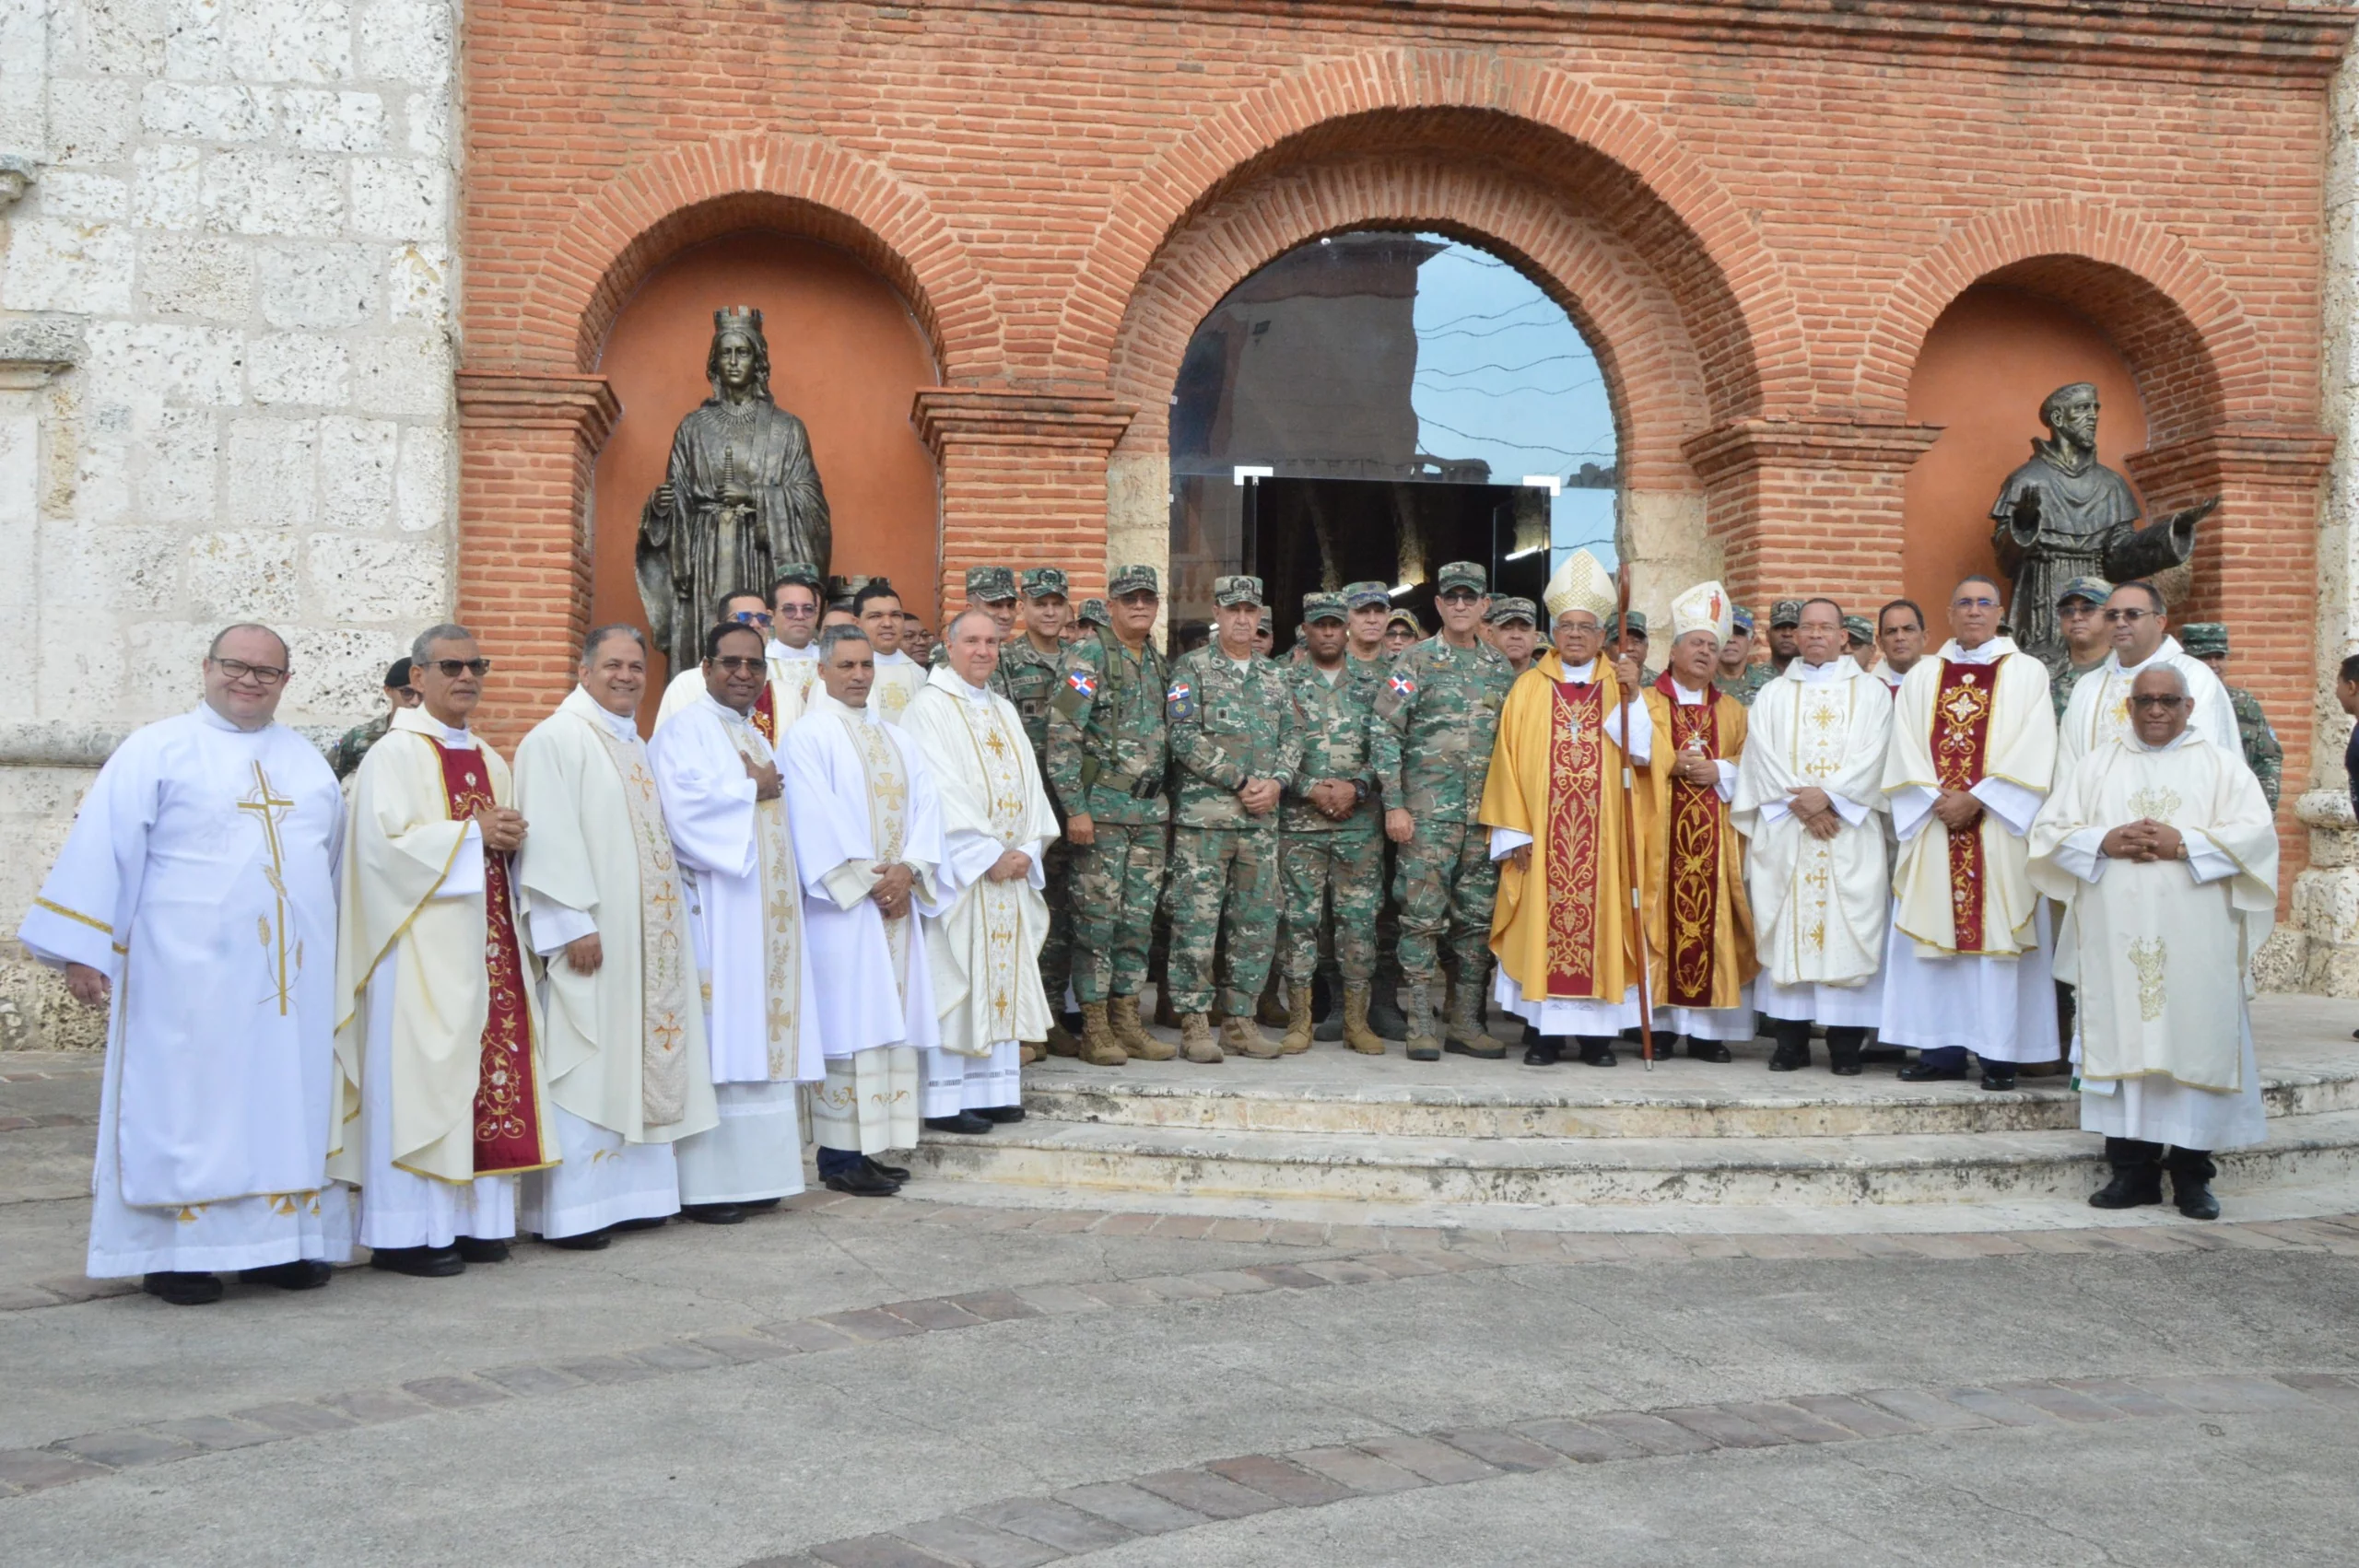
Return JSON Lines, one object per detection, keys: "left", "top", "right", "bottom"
{"left": 1074, "top": 598, "right": 1108, "bottom": 641}
{"left": 1046, "top": 565, "right": 1176, "bottom": 1067}
{"left": 1371, "top": 561, "right": 1516, "bottom": 1060}
{"left": 1340, "top": 581, "right": 1410, "bottom": 1041}
{"left": 999, "top": 568, "right": 1078, "bottom": 1053}
{"left": 2182, "top": 622, "right": 2283, "bottom": 808}
{"left": 1607, "top": 610, "right": 1660, "bottom": 687}
{"left": 1162, "top": 575, "right": 1304, "bottom": 1063}
{"left": 2048, "top": 576, "right": 2114, "bottom": 720}
{"left": 1275, "top": 592, "right": 1388, "bottom": 1055}
{"left": 1713, "top": 606, "right": 1772, "bottom": 707}
{"left": 327, "top": 658, "right": 417, "bottom": 780}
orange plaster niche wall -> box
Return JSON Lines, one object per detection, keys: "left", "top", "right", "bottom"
{"left": 1902, "top": 285, "right": 2149, "bottom": 619}
{"left": 590, "top": 230, "right": 941, "bottom": 720}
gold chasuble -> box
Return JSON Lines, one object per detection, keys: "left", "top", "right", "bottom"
{"left": 1635, "top": 681, "right": 1759, "bottom": 1010}
{"left": 1481, "top": 651, "right": 1641, "bottom": 1005}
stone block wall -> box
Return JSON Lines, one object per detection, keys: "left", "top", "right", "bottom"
{"left": 0, "top": 0, "right": 462, "bottom": 1045}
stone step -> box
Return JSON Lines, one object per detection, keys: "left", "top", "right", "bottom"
{"left": 907, "top": 1107, "right": 2359, "bottom": 1208}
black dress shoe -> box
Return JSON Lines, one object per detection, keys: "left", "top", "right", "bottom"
{"left": 1897, "top": 1061, "right": 1967, "bottom": 1082}
{"left": 923, "top": 1111, "right": 994, "bottom": 1135}
{"left": 142, "top": 1270, "right": 224, "bottom": 1305}
{"left": 1577, "top": 1039, "right": 1619, "bottom": 1068}
{"left": 454, "top": 1237, "right": 511, "bottom": 1264}
{"left": 369, "top": 1246, "right": 464, "bottom": 1277}
{"left": 1686, "top": 1040, "right": 1733, "bottom": 1063}
{"left": 863, "top": 1155, "right": 912, "bottom": 1182}
{"left": 824, "top": 1164, "right": 901, "bottom": 1198}
{"left": 975, "top": 1105, "right": 1027, "bottom": 1123}
{"left": 240, "top": 1259, "right": 333, "bottom": 1291}
{"left": 2175, "top": 1180, "right": 2221, "bottom": 1221}
{"left": 540, "top": 1228, "right": 612, "bottom": 1250}
{"left": 682, "top": 1203, "right": 747, "bottom": 1225}
{"left": 1979, "top": 1069, "right": 2018, "bottom": 1093}
{"left": 1444, "top": 1038, "right": 1508, "bottom": 1060}
{"left": 2088, "top": 1168, "right": 2164, "bottom": 1210}
{"left": 1522, "top": 1037, "right": 1561, "bottom": 1066}
{"left": 612, "top": 1216, "right": 669, "bottom": 1232}
{"left": 740, "top": 1198, "right": 781, "bottom": 1211}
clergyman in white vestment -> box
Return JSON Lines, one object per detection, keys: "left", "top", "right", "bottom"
{"left": 1879, "top": 579, "right": 2060, "bottom": 1090}
{"left": 513, "top": 626, "right": 721, "bottom": 1245}
{"left": 2055, "top": 581, "right": 2238, "bottom": 781}
{"left": 2030, "top": 664, "right": 2277, "bottom": 1221}
{"left": 330, "top": 626, "right": 555, "bottom": 1276}
{"left": 650, "top": 620, "right": 824, "bottom": 1223}
{"left": 856, "top": 580, "right": 929, "bottom": 726}
{"left": 654, "top": 581, "right": 825, "bottom": 741}
{"left": 904, "top": 613, "right": 1060, "bottom": 1129}
{"left": 1732, "top": 599, "right": 1894, "bottom": 1074}
{"left": 20, "top": 626, "right": 352, "bottom": 1304}
{"left": 786, "top": 625, "right": 949, "bottom": 1197}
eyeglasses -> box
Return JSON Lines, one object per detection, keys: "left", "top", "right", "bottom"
{"left": 210, "top": 658, "right": 289, "bottom": 686}
{"left": 2130, "top": 695, "right": 2187, "bottom": 709}
{"left": 424, "top": 658, "right": 492, "bottom": 679}
{"left": 709, "top": 655, "right": 765, "bottom": 674}
{"left": 2102, "top": 609, "right": 2154, "bottom": 624}
{"left": 731, "top": 610, "right": 773, "bottom": 628}
{"left": 1952, "top": 597, "right": 2000, "bottom": 611}
{"left": 775, "top": 603, "right": 817, "bottom": 619}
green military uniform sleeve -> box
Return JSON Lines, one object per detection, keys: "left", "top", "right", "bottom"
{"left": 1271, "top": 669, "right": 1306, "bottom": 790}
{"left": 1368, "top": 649, "right": 1417, "bottom": 805}
{"left": 1045, "top": 642, "right": 1102, "bottom": 805}
{"left": 2232, "top": 686, "right": 2283, "bottom": 809}
{"left": 1165, "top": 650, "right": 1241, "bottom": 792}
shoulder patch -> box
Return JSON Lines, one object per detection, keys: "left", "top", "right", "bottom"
{"left": 1065, "top": 667, "right": 1097, "bottom": 698}
{"left": 1166, "top": 678, "right": 1197, "bottom": 722}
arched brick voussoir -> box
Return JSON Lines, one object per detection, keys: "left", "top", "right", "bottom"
{"left": 1108, "top": 153, "right": 1711, "bottom": 497}
{"left": 1858, "top": 199, "right": 2259, "bottom": 445}
{"left": 1062, "top": 48, "right": 1806, "bottom": 424}
{"left": 507, "top": 132, "right": 1000, "bottom": 380}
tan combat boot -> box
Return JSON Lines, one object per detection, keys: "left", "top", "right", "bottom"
{"left": 1019, "top": 1041, "right": 1042, "bottom": 1066}
{"left": 1443, "top": 973, "right": 1505, "bottom": 1059}
{"left": 1077, "top": 1000, "right": 1128, "bottom": 1068}
{"left": 1221, "top": 1014, "right": 1284, "bottom": 1060}
{"left": 1403, "top": 979, "right": 1441, "bottom": 1062}
{"left": 1342, "top": 984, "right": 1386, "bottom": 1055}
{"left": 1042, "top": 1014, "right": 1083, "bottom": 1059}
{"left": 1279, "top": 986, "right": 1316, "bottom": 1055}
{"left": 1180, "top": 1011, "right": 1224, "bottom": 1064}
{"left": 1109, "top": 995, "right": 1175, "bottom": 1061}
{"left": 1256, "top": 973, "right": 1289, "bottom": 1028}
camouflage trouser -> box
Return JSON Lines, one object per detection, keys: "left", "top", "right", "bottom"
{"left": 1375, "top": 839, "right": 1402, "bottom": 989}
{"left": 1163, "top": 826, "right": 1280, "bottom": 1018}
{"left": 1070, "top": 823, "right": 1167, "bottom": 1004}
{"left": 1039, "top": 837, "right": 1074, "bottom": 1009}
{"left": 1278, "top": 828, "right": 1385, "bottom": 986}
{"left": 1392, "top": 817, "right": 1498, "bottom": 984}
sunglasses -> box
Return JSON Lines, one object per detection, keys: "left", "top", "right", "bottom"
{"left": 423, "top": 658, "right": 492, "bottom": 679}
{"left": 731, "top": 610, "right": 774, "bottom": 628}
{"left": 2129, "top": 695, "right": 2188, "bottom": 709}
{"left": 708, "top": 655, "right": 766, "bottom": 674}
{"left": 2102, "top": 609, "right": 2154, "bottom": 624}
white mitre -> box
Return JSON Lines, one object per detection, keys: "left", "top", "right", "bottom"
{"left": 1543, "top": 549, "right": 1616, "bottom": 624}
{"left": 1669, "top": 579, "right": 1732, "bottom": 645}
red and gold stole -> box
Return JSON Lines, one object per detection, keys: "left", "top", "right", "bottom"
{"left": 428, "top": 740, "right": 547, "bottom": 1176}
{"left": 1654, "top": 674, "right": 1722, "bottom": 1008}
{"left": 1931, "top": 660, "right": 1997, "bottom": 954}
{"left": 1543, "top": 677, "right": 1607, "bottom": 999}
{"left": 752, "top": 681, "right": 778, "bottom": 745}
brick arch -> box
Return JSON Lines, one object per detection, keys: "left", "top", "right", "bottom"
{"left": 510, "top": 132, "right": 999, "bottom": 379}
{"left": 1859, "top": 199, "right": 2258, "bottom": 444}
{"left": 1108, "top": 153, "right": 1711, "bottom": 497}
{"left": 1062, "top": 50, "right": 1803, "bottom": 423}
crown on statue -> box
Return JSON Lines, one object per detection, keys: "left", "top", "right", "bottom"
{"left": 713, "top": 306, "right": 765, "bottom": 335}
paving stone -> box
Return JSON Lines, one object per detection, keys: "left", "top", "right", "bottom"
{"left": 1858, "top": 1387, "right": 2000, "bottom": 1432}
{"left": 1205, "top": 1218, "right": 1272, "bottom": 1243}
{"left": 816, "top": 1308, "right": 930, "bottom": 1342}
{"left": 691, "top": 1333, "right": 805, "bottom": 1363}
{"left": 0, "top": 1284, "right": 60, "bottom": 1310}
{"left": 145, "top": 1414, "right": 285, "bottom": 1450}
{"left": 0, "top": 1448, "right": 113, "bottom": 1491}
{"left": 634, "top": 1342, "right": 729, "bottom": 1373}
{"left": 1075, "top": 1281, "right": 1161, "bottom": 1307}
{"left": 1783, "top": 1393, "right": 1923, "bottom": 1439}
{"left": 1434, "top": 1427, "right": 1568, "bottom": 1472}
{"left": 1088, "top": 1211, "right": 1160, "bottom": 1236}
{"left": 1580, "top": 1410, "right": 1718, "bottom": 1456}
{"left": 1937, "top": 1387, "right": 2055, "bottom": 1428}
{"left": 318, "top": 1388, "right": 435, "bottom": 1425}
{"left": 942, "top": 1291, "right": 1046, "bottom": 1323}
{"left": 475, "top": 1363, "right": 589, "bottom": 1397}
{"left": 2053, "top": 1376, "right": 2184, "bottom": 1419}
{"left": 2273, "top": 1373, "right": 2359, "bottom": 1405}
{"left": 1023, "top": 1211, "right": 1103, "bottom": 1235}
{"left": 742, "top": 1554, "right": 829, "bottom": 1568}
{"left": 1130, "top": 1465, "right": 1288, "bottom": 1518}
{"left": 807, "top": 1533, "right": 958, "bottom": 1567}
{"left": 1510, "top": 1418, "right": 1644, "bottom": 1463}
{"left": 1204, "top": 1453, "right": 1357, "bottom": 1506}
{"left": 231, "top": 1399, "right": 362, "bottom": 1435}
{"left": 1054, "top": 1480, "right": 1211, "bottom": 1535}
{"left": 1720, "top": 1401, "right": 1860, "bottom": 1445}
{"left": 753, "top": 1319, "right": 860, "bottom": 1352}
{"left": 1297, "top": 1259, "right": 1389, "bottom": 1285}
{"left": 2011, "top": 1230, "right": 2107, "bottom": 1255}
{"left": 968, "top": 1496, "right": 1137, "bottom": 1553}
{"left": 1285, "top": 1444, "right": 1429, "bottom": 1494}
{"left": 1356, "top": 1251, "right": 1449, "bottom": 1279}
{"left": 1186, "top": 1270, "right": 1276, "bottom": 1295}
{"left": 1323, "top": 1225, "right": 1386, "bottom": 1251}
{"left": 1144, "top": 1215, "right": 1216, "bottom": 1239}
{"left": 2137, "top": 1374, "right": 2318, "bottom": 1414}
{"left": 398, "top": 1375, "right": 511, "bottom": 1410}
{"left": 1410, "top": 1247, "right": 1496, "bottom": 1273}
{"left": 1656, "top": 1405, "right": 1786, "bottom": 1449}
{"left": 55, "top": 1428, "right": 194, "bottom": 1468}
{"left": 2092, "top": 1226, "right": 2201, "bottom": 1254}
{"left": 1991, "top": 1380, "right": 2130, "bottom": 1423}
{"left": 1355, "top": 1433, "right": 1502, "bottom": 1482}
{"left": 1136, "top": 1274, "right": 1224, "bottom": 1301}
{"left": 1238, "top": 1262, "right": 1332, "bottom": 1290}
{"left": 556, "top": 1355, "right": 660, "bottom": 1387}
{"left": 879, "top": 1297, "right": 988, "bottom": 1332}
{"left": 892, "top": 1515, "right": 1062, "bottom": 1567}
{"left": 1013, "top": 1284, "right": 1107, "bottom": 1316}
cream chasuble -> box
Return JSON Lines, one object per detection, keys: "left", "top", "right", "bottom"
{"left": 19, "top": 706, "right": 354, "bottom": 1278}
{"left": 2056, "top": 635, "right": 2238, "bottom": 781}
{"left": 2030, "top": 730, "right": 2276, "bottom": 1151}
{"left": 869, "top": 649, "right": 927, "bottom": 727}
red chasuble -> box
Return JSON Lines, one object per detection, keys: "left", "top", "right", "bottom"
{"left": 428, "top": 740, "right": 548, "bottom": 1176}
{"left": 1653, "top": 674, "right": 1724, "bottom": 1008}
{"left": 1931, "top": 660, "right": 1996, "bottom": 954}
{"left": 752, "top": 681, "right": 777, "bottom": 745}
{"left": 1543, "top": 678, "right": 1608, "bottom": 998}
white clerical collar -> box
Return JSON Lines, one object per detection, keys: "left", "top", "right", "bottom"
{"left": 813, "top": 691, "right": 876, "bottom": 725}
{"left": 1558, "top": 656, "right": 1599, "bottom": 683}
{"left": 957, "top": 674, "right": 992, "bottom": 703}
{"left": 1940, "top": 637, "right": 2013, "bottom": 666}
{"left": 1795, "top": 658, "right": 1850, "bottom": 684}
{"left": 769, "top": 639, "right": 818, "bottom": 662}
{"left": 2132, "top": 728, "right": 2198, "bottom": 754}
{"left": 575, "top": 688, "right": 640, "bottom": 742}
{"left": 874, "top": 649, "right": 912, "bottom": 667}
{"left": 1670, "top": 678, "right": 1707, "bottom": 705}
{"left": 2113, "top": 635, "right": 2182, "bottom": 676}
{"left": 701, "top": 693, "right": 756, "bottom": 729}
{"left": 393, "top": 707, "right": 473, "bottom": 746}
{"left": 1871, "top": 661, "right": 1907, "bottom": 688}
{"left": 193, "top": 701, "right": 272, "bottom": 735}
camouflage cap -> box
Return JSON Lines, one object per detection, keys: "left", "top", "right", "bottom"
{"left": 1435, "top": 561, "right": 1488, "bottom": 596}
{"left": 2179, "top": 621, "right": 2229, "bottom": 657}
{"left": 1731, "top": 605, "right": 1755, "bottom": 633}
{"left": 1842, "top": 614, "right": 1873, "bottom": 644}
{"left": 2055, "top": 574, "right": 2113, "bottom": 608}
{"left": 1107, "top": 564, "right": 1159, "bottom": 598}
{"left": 1300, "top": 591, "right": 1348, "bottom": 624}
{"left": 1020, "top": 567, "right": 1069, "bottom": 601}
{"left": 1485, "top": 596, "right": 1538, "bottom": 626}
{"left": 1769, "top": 599, "right": 1804, "bottom": 627}
{"left": 1076, "top": 597, "right": 1109, "bottom": 626}
{"left": 965, "top": 566, "right": 1018, "bottom": 603}
{"left": 1214, "top": 574, "right": 1266, "bottom": 609}
{"left": 1387, "top": 609, "right": 1425, "bottom": 635}
{"left": 1343, "top": 579, "right": 1392, "bottom": 611}
{"left": 1606, "top": 610, "right": 1648, "bottom": 639}
{"left": 772, "top": 560, "right": 822, "bottom": 591}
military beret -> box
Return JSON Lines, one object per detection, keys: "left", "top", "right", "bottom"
{"left": 1107, "top": 564, "right": 1159, "bottom": 598}
{"left": 1485, "top": 596, "right": 1537, "bottom": 626}
{"left": 2055, "top": 575, "right": 2113, "bottom": 608}
{"left": 1607, "top": 610, "right": 1649, "bottom": 638}
{"left": 1842, "top": 614, "right": 1873, "bottom": 644}
{"left": 1214, "top": 574, "right": 1265, "bottom": 609}
{"left": 1020, "top": 567, "right": 1068, "bottom": 600}
{"left": 1302, "top": 591, "right": 1347, "bottom": 624}
{"left": 383, "top": 657, "right": 413, "bottom": 687}
{"left": 2180, "top": 622, "right": 2229, "bottom": 657}
{"left": 1769, "top": 599, "right": 1804, "bottom": 627}
{"left": 1434, "top": 561, "right": 1488, "bottom": 596}
{"left": 965, "top": 566, "right": 1017, "bottom": 603}
{"left": 1731, "top": 606, "right": 1755, "bottom": 633}
{"left": 1076, "top": 597, "right": 1109, "bottom": 626}
{"left": 1342, "top": 579, "right": 1392, "bottom": 611}
{"left": 772, "top": 561, "right": 822, "bottom": 591}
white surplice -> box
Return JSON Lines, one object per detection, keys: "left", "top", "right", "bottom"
{"left": 2030, "top": 730, "right": 2276, "bottom": 1151}
{"left": 654, "top": 647, "right": 823, "bottom": 741}
{"left": 649, "top": 693, "right": 821, "bottom": 1205}
{"left": 2056, "top": 634, "right": 2238, "bottom": 781}
{"left": 1733, "top": 657, "right": 1893, "bottom": 1026}
{"left": 1876, "top": 638, "right": 2060, "bottom": 1060}
{"left": 869, "top": 648, "right": 928, "bottom": 727}
{"left": 785, "top": 692, "right": 945, "bottom": 1153}
{"left": 513, "top": 688, "right": 721, "bottom": 1236}
{"left": 903, "top": 666, "right": 1060, "bottom": 1113}
{"left": 19, "top": 706, "right": 355, "bottom": 1278}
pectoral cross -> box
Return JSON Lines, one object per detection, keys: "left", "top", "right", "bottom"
{"left": 237, "top": 763, "right": 297, "bottom": 1015}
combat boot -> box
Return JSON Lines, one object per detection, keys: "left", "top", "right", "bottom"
{"left": 1367, "top": 977, "right": 1410, "bottom": 1041}
{"left": 1442, "top": 974, "right": 1504, "bottom": 1059}
{"left": 1019, "top": 1041, "right": 1042, "bottom": 1066}
{"left": 1180, "top": 1012, "right": 1224, "bottom": 1064}
{"left": 1341, "top": 984, "right": 1386, "bottom": 1055}
{"left": 1042, "top": 1014, "right": 1083, "bottom": 1059}
{"left": 1221, "top": 1014, "right": 1284, "bottom": 1059}
{"left": 1154, "top": 987, "right": 1180, "bottom": 1029}
{"left": 1279, "top": 988, "right": 1316, "bottom": 1054}
{"left": 1077, "top": 1001, "right": 1128, "bottom": 1068}
{"left": 1313, "top": 973, "right": 1344, "bottom": 1043}
{"left": 1402, "top": 980, "right": 1441, "bottom": 1062}
{"left": 1256, "top": 973, "right": 1289, "bottom": 1028}
{"left": 1109, "top": 995, "right": 1174, "bottom": 1061}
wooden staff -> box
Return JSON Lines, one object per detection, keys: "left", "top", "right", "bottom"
{"left": 1613, "top": 565, "right": 1658, "bottom": 1071}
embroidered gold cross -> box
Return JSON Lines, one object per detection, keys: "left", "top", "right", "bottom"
{"left": 236, "top": 762, "right": 296, "bottom": 1015}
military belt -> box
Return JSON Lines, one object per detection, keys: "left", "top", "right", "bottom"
{"left": 1080, "top": 757, "right": 1164, "bottom": 800}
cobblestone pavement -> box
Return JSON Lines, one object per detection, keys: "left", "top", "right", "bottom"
{"left": 3, "top": 1055, "right": 2356, "bottom": 1565}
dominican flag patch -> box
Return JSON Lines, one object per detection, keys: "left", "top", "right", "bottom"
{"left": 1167, "top": 679, "right": 1196, "bottom": 721}
{"left": 1066, "top": 668, "right": 1097, "bottom": 698}
{"left": 1388, "top": 673, "right": 1417, "bottom": 698}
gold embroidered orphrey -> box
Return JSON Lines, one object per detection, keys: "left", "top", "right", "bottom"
{"left": 236, "top": 761, "right": 299, "bottom": 1015}
{"left": 951, "top": 694, "right": 1028, "bottom": 1043}
{"left": 1787, "top": 683, "right": 1856, "bottom": 962}
{"left": 2128, "top": 935, "right": 2168, "bottom": 1023}
{"left": 579, "top": 713, "right": 695, "bottom": 1124}
{"left": 721, "top": 717, "right": 805, "bottom": 1078}
{"left": 839, "top": 710, "right": 915, "bottom": 1001}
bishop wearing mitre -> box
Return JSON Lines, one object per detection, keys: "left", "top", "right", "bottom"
{"left": 1480, "top": 550, "right": 1654, "bottom": 1069}
{"left": 903, "top": 610, "right": 1060, "bottom": 1131}
{"left": 331, "top": 626, "right": 554, "bottom": 1277}
{"left": 21, "top": 626, "right": 352, "bottom": 1305}
{"left": 2030, "top": 665, "right": 2276, "bottom": 1221}
{"left": 1732, "top": 598, "right": 1894, "bottom": 1075}
{"left": 512, "top": 626, "right": 720, "bottom": 1247}
{"left": 785, "top": 623, "right": 949, "bottom": 1197}
{"left": 1878, "top": 577, "right": 2060, "bottom": 1092}
{"left": 1633, "top": 582, "right": 1759, "bottom": 1059}
{"left": 649, "top": 619, "right": 823, "bottom": 1224}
